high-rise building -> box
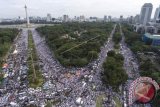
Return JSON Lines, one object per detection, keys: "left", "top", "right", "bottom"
{"left": 104, "top": 15, "right": 107, "bottom": 22}
{"left": 63, "top": 15, "right": 69, "bottom": 22}
{"left": 128, "top": 16, "right": 134, "bottom": 24}
{"left": 74, "top": 16, "right": 77, "bottom": 20}
{"left": 46, "top": 14, "right": 52, "bottom": 22}
{"left": 120, "top": 15, "right": 123, "bottom": 22}
{"left": 154, "top": 6, "right": 160, "bottom": 23}
{"left": 108, "top": 16, "right": 112, "bottom": 22}
{"left": 79, "top": 15, "right": 85, "bottom": 22}
{"left": 134, "top": 14, "right": 140, "bottom": 24}
{"left": 139, "top": 3, "right": 153, "bottom": 25}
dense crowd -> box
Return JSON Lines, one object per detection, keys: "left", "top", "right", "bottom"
{"left": 0, "top": 24, "right": 147, "bottom": 107}
{"left": 30, "top": 26, "right": 117, "bottom": 107}
{"left": 0, "top": 29, "right": 29, "bottom": 106}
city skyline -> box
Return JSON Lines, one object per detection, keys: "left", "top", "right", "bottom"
{"left": 1, "top": 1, "right": 160, "bottom": 107}
{"left": 0, "top": 0, "right": 160, "bottom": 18}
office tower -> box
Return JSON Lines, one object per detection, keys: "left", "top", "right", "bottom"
{"left": 120, "top": 15, "right": 123, "bottom": 22}
{"left": 128, "top": 16, "right": 134, "bottom": 24}
{"left": 108, "top": 16, "right": 112, "bottom": 22}
{"left": 63, "top": 15, "right": 69, "bottom": 22}
{"left": 134, "top": 14, "right": 140, "bottom": 24}
{"left": 104, "top": 15, "right": 107, "bottom": 22}
{"left": 47, "top": 14, "right": 52, "bottom": 22}
{"left": 139, "top": 3, "right": 153, "bottom": 25}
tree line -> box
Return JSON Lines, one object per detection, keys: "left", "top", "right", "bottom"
{"left": 102, "top": 50, "right": 128, "bottom": 90}
{"left": 122, "top": 24, "right": 160, "bottom": 81}
{"left": 0, "top": 28, "right": 19, "bottom": 81}
{"left": 113, "top": 24, "right": 122, "bottom": 49}
{"left": 122, "top": 24, "right": 160, "bottom": 107}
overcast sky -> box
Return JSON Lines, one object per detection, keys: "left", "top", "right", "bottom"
{"left": 0, "top": 0, "right": 160, "bottom": 18}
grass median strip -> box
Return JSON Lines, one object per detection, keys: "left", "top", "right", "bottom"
{"left": 113, "top": 96, "right": 122, "bottom": 107}
{"left": 27, "top": 30, "right": 44, "bottom": 88}
{"left": 96, "top": 94, "right": 105, "bottom": 107}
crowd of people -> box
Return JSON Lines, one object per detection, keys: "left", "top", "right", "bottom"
{"left": 0, "top": 29, "right": 29, "bottom": 106}
{"left": 30, "top": 26, "right": 117, "bottom": 107}
{"left": 0, "top": 24, "right": 145, "bottom": 107}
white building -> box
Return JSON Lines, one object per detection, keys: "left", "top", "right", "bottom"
{"left": 46, "top": 13, "right": 52, "bottom": 22}
{"left": 139, "top": 3, "right": 153, "bottom": 25}
{"left": 54, "top": 19, "right": 62, "bottom": 23}
{"left": 79, "top": 15, "right": 85, "bottom": 22}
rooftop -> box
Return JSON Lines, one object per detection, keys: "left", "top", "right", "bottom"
{"left": 145, "top": 33, "right": 160, "bottom": 39}
{"left": 143, "top": 3, "right": 153, "bottom": 7}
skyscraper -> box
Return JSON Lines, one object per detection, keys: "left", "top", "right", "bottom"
{"left": 104, "top": 15, "right": 107, "bottom": 22}
{"left": 120, "top": 15, "right": 123, "bottom": 22}
{"left": 108, "top": 16, "right": 112, "bottom": 22}
{"left": 154, "top": 6, "right": 160, "bottom": 23}
{"left": 128, "top": 16, "right": 134, "bottom": 24}
{"left": 63, "top": 15, "right": 69, "bottom": 22}
{"left": 134, "top": 14, "right": 140, "bottom": 24}
{"left": 139, "top": 3, "right": 153, "bottom": 25}
{"left": 47, "top": 14, "right": 52, "bottom": 22}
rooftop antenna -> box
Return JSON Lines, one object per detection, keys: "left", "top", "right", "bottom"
{"left": 24, "top": 0, "right": 30, "bottom": 27}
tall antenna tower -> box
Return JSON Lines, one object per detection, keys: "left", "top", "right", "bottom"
{"left": 24, "top": 4, "right": 30, "bottom": 27}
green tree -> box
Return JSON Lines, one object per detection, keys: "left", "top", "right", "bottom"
{"left": 107, "top": 50, "right": 115, "bottom": 57}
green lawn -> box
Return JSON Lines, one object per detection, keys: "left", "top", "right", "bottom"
{"left": 27, "top": 30, "right": 44, "bottom": 88}
{"left": 96, "top": 95, "right": 105, "bottom": 107}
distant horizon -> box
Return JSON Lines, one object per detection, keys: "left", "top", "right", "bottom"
{"left": 0, "top": 15, "right": 139, "bottom": 19}
{"left": 0, "top": 0, "right": 160, "bottom": 19}
{"left": 0, "top": 14, "right": 158, "bottom": 20}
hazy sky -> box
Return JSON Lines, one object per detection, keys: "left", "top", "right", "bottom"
{"left": 0, "top": 0, "right": 160, "bottom": 18}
